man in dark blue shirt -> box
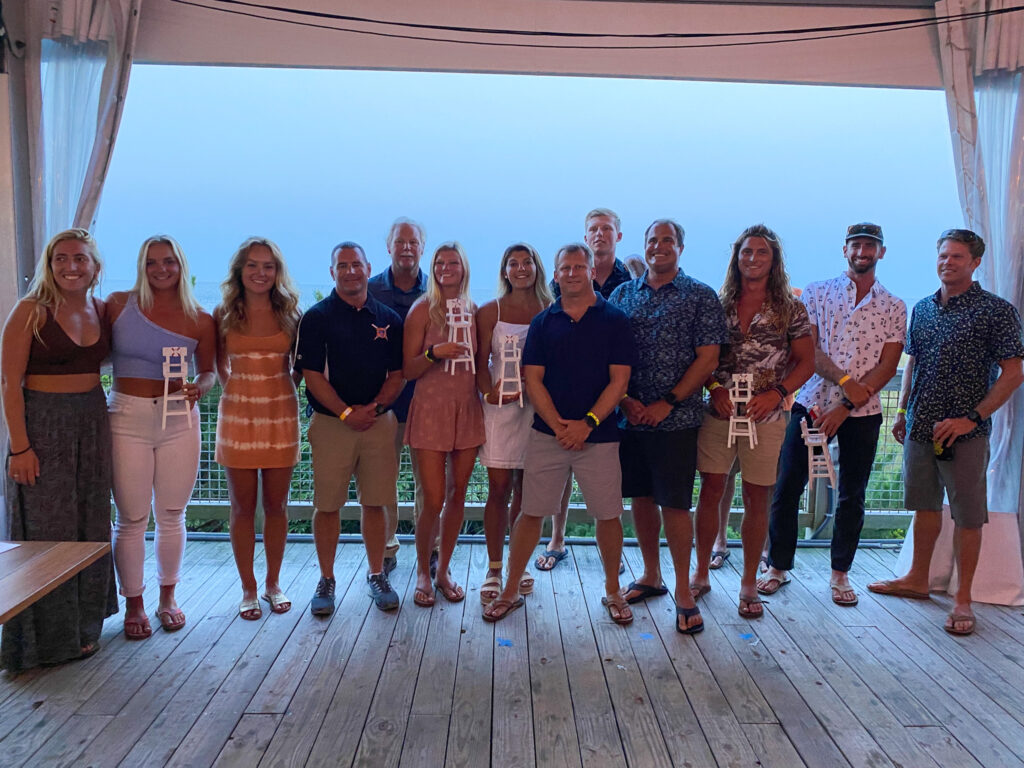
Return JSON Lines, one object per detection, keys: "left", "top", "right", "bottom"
{"left": 610, "top": 219, "right": 726, "bottom": 634}
{"left": 296, "top": 242, "right": 405, "bottom": 615}
{"left": 484, "top": 243, "right": 637, "bottom": 625}
{"left": 869, "top": 229, "right": 1023, "bottom": 636}
{"left": 366, "top": 218, "right": 428, "bottom": 575}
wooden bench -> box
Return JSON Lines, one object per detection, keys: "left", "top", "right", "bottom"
{"left": 0, "top": 541, "right": 111, "bottom": 625}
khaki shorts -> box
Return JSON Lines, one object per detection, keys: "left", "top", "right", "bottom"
{"left": 308, "top": 410, "right": 398, "bottom": 511}
{"left": 696, "top": 413, "right": 786, "bottom": 487}
{"left": 521, "top": 431, "right": 623, "bottom": 521}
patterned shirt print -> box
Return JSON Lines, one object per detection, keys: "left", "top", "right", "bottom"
{"left": 711, "top": 298, "right": 812, "bottom": 423}
{"left": 796, "top": 274, "right": 907, "bottom": 417}
{"left": 906, "top": 281, "right": 1024, "bottom": 443}
{"left": 609, "top": 269, "right": 727, "bottom": 431}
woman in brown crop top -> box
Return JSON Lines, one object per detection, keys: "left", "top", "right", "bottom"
{"left": 0, "top": 228, "right": 118, "bottom": 674}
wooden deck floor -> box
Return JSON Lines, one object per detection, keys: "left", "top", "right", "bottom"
{"left": 2, "top": 539, "right": 1024, "bottom": 767}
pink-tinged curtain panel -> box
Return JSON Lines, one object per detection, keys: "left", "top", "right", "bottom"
{"left": 25, "top": 0, "right": 141, "bottom": 255}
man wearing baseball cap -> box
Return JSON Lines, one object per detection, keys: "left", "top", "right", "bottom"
{"left": 759, "top": 222, "right": 906, "bottom": 606}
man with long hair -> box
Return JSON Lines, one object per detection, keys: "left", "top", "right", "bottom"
{"left": 690, "top": 225, "right": 814, "bottom": 619}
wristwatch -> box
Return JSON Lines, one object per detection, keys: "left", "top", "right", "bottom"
{"left": 840, "top": 397, "right": 855, "bottom": 411}
{"left": 662, "top": 391, "right": 679, "bottom": 406}
{"left": 374, "top": 403, "right": 388, "bottom": 416}
{"left": 966, "top": 409, "right": 982, "bottom": 424}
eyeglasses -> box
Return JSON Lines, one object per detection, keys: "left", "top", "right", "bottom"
{"left": 940, "top": 228, "right": 980, "bottom": 242}
{"left": 846, "top": 223, "right": 883, "bottom": 239}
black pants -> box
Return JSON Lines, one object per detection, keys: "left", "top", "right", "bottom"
{"left": 767, "top": 403, "right": 882, "bottom": 573}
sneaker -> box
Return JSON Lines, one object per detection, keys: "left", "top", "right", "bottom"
{"left": 383, "top": 556, "right": 397, "bottom": 575}
{"left": 310, "top": 576, "right": 336, "bottom": 616}
{"left": 429, "top": 550, "right": 439, "bottom": 581}
{"left": 367, "top": 573, "right": 399, "bottom": 611}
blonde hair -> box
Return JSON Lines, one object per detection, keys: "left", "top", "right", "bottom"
{"left": 496, "top": 242, "right": 553, "bottom": 307}
{"left": 585, "top": 208, "right": 621, "bottom": 232}
{"left": 426, "top": 241, "right": 473, "bottom": 329}
{"left": 132, "top": 235, "right": 202, "bottom": 321}
{"left": 218, "top": 237, "right": 301, "bottom": 337}
{"left": 720, "top": 224, "right": 799, "bottom": 333}
{"left": 24, "top": 228, "right": 103, "bottom": 338}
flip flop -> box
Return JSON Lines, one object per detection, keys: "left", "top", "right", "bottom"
{"left": 738, "top": 595, "right": 764, "bottom": 619}
{"left": 535, "top": 549, "right": 568, "bottom": 571}
{"left": 123, "top": 616, "right": 152, "bottom": 641}
{"left": 944, "top": 612, "right": 976, "bottom": 636}
{"left": 756, "top": 574, "right": 791, "bottom": 595}
{"left": 622, "top": 581, "right": 669, "bottom": 604}
{"left": 483, "top": 596, "right": 525, "bottom": 623}
{"left": 676, "top": 605, "right": 704, "bottom": 635}
{"left": 435, "top": 580, "right": 465, "bottom": 603}
{"left": 866, "top": 580, "right": 930, "bottom": 600}
{"left": 601, "top": 594, "right": 634, "bottom": 625}
{"left": 239, "top": 599, "right": 262, "bottom": 620}
{"left": 690, "top": 582, "right": 711, "bottom": 600}
{"left": 709, "top": 550, "right": 731, "bottom": 570}
{"left": 830, "top": 582, "right": 859, "bottom": 606}
{"left": 261, "top": 591, "right": 292, "bottom": 614}
{"left": 519, "top": 571, "right": 535, "bottom": 595}
{"left": 480, "top": 574, "right": 502, "bottom": 605}
{"left": 156, "top": 607, "right": 187, "bottom": 631}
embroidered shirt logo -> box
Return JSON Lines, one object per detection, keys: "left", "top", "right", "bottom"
{"left": 372, "top": 324, "right": 390, "bottom": 341}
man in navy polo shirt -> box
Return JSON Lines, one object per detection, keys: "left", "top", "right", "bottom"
{"left": 610, "top": 219, "right": 727, "bottom": 634}
{"left": 869, "top": 229, "right": 1023, "bottom": 636}
{"left": 296, "top": 242, "right": 405, "bottom": 615}
{"left": 367, "top": 218, "right": 429, "bottom": 575}
{"left": 484, "top": 243, "right": 637, "bottom": 624}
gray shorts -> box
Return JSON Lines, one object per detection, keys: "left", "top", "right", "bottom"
{"left": 522, "top": 431, "right": 623, "bottom": 521}
{"left": 903, "top": 437, "right": 989, "bottom": 529}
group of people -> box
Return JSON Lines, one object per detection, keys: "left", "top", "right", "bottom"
{"left": 2, "top": 209, "right": 1021, "bottom": 675}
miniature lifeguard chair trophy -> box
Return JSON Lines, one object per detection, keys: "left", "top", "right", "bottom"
{"left": 496, "top": 334, "right": 524, "bottom": 408}
{"left": 800, "top": 416, "right": 837, "bottom": 492}
{"left": 726, "top": 373, "right": 757, "bottom": 449}
{"left": 162, "top": 346, "right": 192, "bottom": 429}
{"left": 445, "top": 298, "right": 475, "bottom": 374}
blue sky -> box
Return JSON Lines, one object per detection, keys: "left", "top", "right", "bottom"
{"left": 95, "top": 65, "right": 963, "bottom": 307}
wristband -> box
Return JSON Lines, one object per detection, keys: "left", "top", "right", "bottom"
{"left": 896, "top": 408, "right": 907, "bottom": 415}
{"left": 8, "top": 445, "right": 32, "bottom": 457}
{"left": 771, "top": 385, "right": 787, "bottom": 401}
{"left": 838, "top": 374, "right": 851, "bottom": 386}
{"left": 708, "top": 381, "right": 723, "bottom": 392}
{"left": 620, "top": 393, "right": 629, "bottom": 402}
{"left": 424, "top": 345, "right": 437, "bottom": 363}
{"left": 840, "top": 397, "right": 855, "bottom": 411}
{"left": 340, "top": 406, "right": 353, "bottom": 421}
{"left": 584, "top": 411, "right": 600, "bottom": 428}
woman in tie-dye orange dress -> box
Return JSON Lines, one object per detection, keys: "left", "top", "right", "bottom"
{"left": 215, "top": 238, "right": 301, "bottom": 621}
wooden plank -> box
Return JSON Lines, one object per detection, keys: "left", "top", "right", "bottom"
{"left": 0, "top": 541, "right": 111, "bottom": 624}
{"left": 908, "top": 725, "right": 985, "bottom": 768}
{"left": 522, "top": 544, "right": 583, "bottom": 768}
{"left": 18, "top": 714, "right": 113, "bottom": 768}
{"left": 212, "top": 713, "right": 283, "bottom": 768}
{"left": 399, "top": 714, "right": 450, "bottom": 768}
{"left": 445, "top": 544, "right": 498, "bottom": 768}
{"left": 743, "top": 723, "right": 809, "bottom": 768}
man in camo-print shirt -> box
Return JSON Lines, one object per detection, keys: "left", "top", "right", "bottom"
{"left": 868, "top": 228, "right": 1023, "bottom": 636}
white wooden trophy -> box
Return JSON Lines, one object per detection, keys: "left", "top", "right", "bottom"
{"left": 726, "top": 373, "right": 757, "bottom": 449}
{"left": 800, "top": 417, "right": 837, "bottom": 492}
{"left": 445, "top": 298, "right": 475, "bottom": 374}
{"left": 162, "top": 346, "right": 192, "bottom": 429}
{"left": 497, "top": 334, "right": 524, "bottom": 408}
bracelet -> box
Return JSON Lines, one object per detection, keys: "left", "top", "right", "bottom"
{"left": 340, "top": 406, "right": 353, "bottom": 421}
{"left": 424, "top": 345, "right": 437, "bottom": 363}
{"left": 838, "top": 374, "right": 851, "bottom": 386}
{"left": 708, "top": 381, "right": 723, "bottom": 392}
{"left": 772, "top": 385, "right": 788, "bottom": 400}
{"left": 620, "top": 393, "right": 629, "bottom": 402}
{"left": 584, "top": 411, "right": 600, "bottom": 428}
{"left": 896, "top": 407, "right": 907, "bottom": 415}
{"left": 8, "top": 445, "right": 32, "bottom": 457}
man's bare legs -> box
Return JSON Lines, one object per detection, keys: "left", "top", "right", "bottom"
{"left": 691, "top": 471, "right": 726, "bottom": 594}
{"left": 621, "top": 496, "right": 663, "bottom": 599}
{"left": 950, "top": 524, "right": 982, "bottom": 632}
{"left": 488, "top": 512, "right": 544, "bottom": 617}
{"left": 663, "top": 507, "right": 701, "bottom": 630}
{"left": 711, "top": 462, "right": 738, "bottom": 568}
{"left": 739, "top": 480, "right": 773, "bottom": 604}
{"left": 536, "top": 474, "right": 572, "bottom": 569}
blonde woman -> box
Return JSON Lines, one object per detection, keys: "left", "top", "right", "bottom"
{"left": 214, "top": 237, "right": 301, "bottom": 620}
{"left": 1, "top": 229, "right": 118, "bottom": 673}
{"left": 403, "top": 242, "right": 485, "bottom": 606}
{"left": 107, "top": 236, "right": 216, "bottom": 639}
{"left": 474, "top": 243, "right": 552, "bottom": 603}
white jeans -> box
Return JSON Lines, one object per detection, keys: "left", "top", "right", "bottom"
{"left": 108, "top": 391, "right": 200, "bottom": 597}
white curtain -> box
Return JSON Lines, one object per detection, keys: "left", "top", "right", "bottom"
{"left": 25, "top": 0, "right": 141, "bottom": 255}
{"left": 929, "top": 0, "right": 1024, "bottom": 603}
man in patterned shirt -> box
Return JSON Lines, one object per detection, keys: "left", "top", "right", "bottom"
{"left": 869, "top": 229, "right": 1023, "bottom": 635}
{"left": 690, "top": 224, "right": 815, "bottom": 619}
{"left": 759, "top": 223, "right": 906, "bottom": 606}
{"left": 609, "top": 219, "right": 727, "bottom": 634}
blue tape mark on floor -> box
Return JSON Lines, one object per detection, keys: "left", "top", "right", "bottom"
{"left": 497, "top": 638, "right": 514, "bottom": 647}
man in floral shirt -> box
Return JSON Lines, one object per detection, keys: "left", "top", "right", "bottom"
{"left": 760, "top": 223, "right": 905, "bottom": 606}
{"left": 690, "top": 224, "right": 815, "bottom": 619}
{"left": 869, "top": 229, "right": 1023, "bottom": 636}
